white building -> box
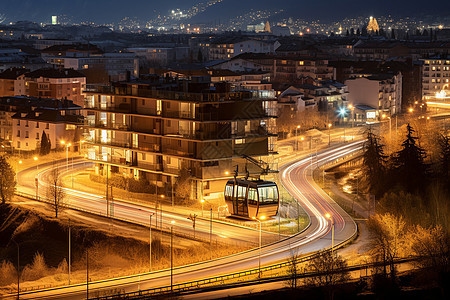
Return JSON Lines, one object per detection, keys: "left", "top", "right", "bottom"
{"left": 1, "top": 97, "right": 83, "bottom": 152}
{"left": 233, "top": 40, "right": 280, "bottom": 56}
{"left": 345, "top": 73, "right": 402, "bottom": 120}
{"left": 421, "top": 57, "right": 450, "bottom": 101}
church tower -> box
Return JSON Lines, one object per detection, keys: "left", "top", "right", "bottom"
{"left": 264, "top": 21, "right": 271, "bottom": 33}
{"left": 367, "top": 16, "right": 379, "bottom": 33}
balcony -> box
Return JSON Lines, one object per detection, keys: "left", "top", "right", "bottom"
{"left": 85, "top": 84, "right": 271, "bottom": 103}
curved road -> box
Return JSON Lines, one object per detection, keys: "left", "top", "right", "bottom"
{"left": 9, "top": 141, "right": 364, "bottom": 300}
{"left": 17, "top": 160, "right": 279, "bottom": 245}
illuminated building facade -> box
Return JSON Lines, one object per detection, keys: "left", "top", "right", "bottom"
{"left": 421, "top": 57, "right": 450, "bottom": 100}
{"left": 84, "top": 77, "right": 277, "bottom": 200}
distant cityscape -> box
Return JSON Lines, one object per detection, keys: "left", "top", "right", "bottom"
{"left": 0, "top": 0, "right": 449, "bottom": 35}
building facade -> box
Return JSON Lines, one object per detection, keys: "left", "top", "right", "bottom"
{"left": 84, "top": 78, "right": 277, "bottom": 200}
{"left": 15, "top": 68, "right": 86, "bottom": 106}
{"left": 345, "top": 73, "right": 402, "bottom": 120}
{"left": 421, "top": 57, "right": 450, "bottom": 101}
{"left": 0, "top": 96, "right": 83, "bottom": 151}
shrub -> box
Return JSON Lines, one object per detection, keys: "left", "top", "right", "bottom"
{"left": 21, "top": 252, "right": 49, "bottom": 281}
{"left": 0, "top": 260, "right": 17, "bottom": 286}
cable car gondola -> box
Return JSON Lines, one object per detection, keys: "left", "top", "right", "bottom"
{"left": 224, "top": 178, "right": 279, "bottom": 219}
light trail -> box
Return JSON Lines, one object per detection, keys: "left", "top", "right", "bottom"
{"left": 10, "top": 141, "right": 363, "bottom": 300}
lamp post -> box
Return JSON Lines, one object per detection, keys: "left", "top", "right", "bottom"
{"left": 68, "top": 218, "right": 71, "bottom": 285}
{"left": 252, "top": 215, "right": 266, "bottom": 278}
{"left": 11, "top": 240, "right": 19, "bottom": 300}
{"left": 34, "top": 156, "right": 38, "bottom": 200}
{"left": 200, "top": 199, "right": 204, "bottom": 217}
{"left": 328, "top": 123, "right": 332, "bottom": 146}
{"left": 170, "top": 220, "right": 175, "bottom": 292}
{"left": 348, "top": 104, "right": 354, "bottom": 128}
{"left": 325, "top": 213, "right": 334, "bottom": 255}
{"left": 149, "top": 213, "right": 154, "bottom": 272}
{"left": 210, "top": 208, "right": 212, "bottom": 260}
{"left": 295, "top": 125, "right": 300, "bottom": 151}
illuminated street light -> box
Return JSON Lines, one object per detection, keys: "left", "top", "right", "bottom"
{"left": 252, "top": 215, "right": 266, "bottom": 278}
{"left": 200, "top": 199, "right": 205, "bottom": 217}
{"left": 225, "top": 171, "right": 229, "bottom": 176}
{"left": 149, "top": 213, "right": 155, "bottom": 272}
{"left": 170, "top": 220, "right": 175, "bottom": 292}
{"left": 325, "top": 213, "right": 334, "bottom": 255}
{"left": 295, "top": 125, "right": 301, "bottom": 151}
{"left": 409, "top": 108, "right": 414, "bottom": 113}
{"left": 328, "top": 123, "right": 332, "bottom": 145}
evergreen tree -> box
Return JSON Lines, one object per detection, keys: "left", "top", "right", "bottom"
{"left": 356, "top": 28, "right": 361, "bottom": 36}
{"left": 346, "top": 29, "right": 349, "bottom": 36}
{"left": 40, "top": 131, "right": 51, "bottom": 155}
{"left": 350, "top": 28, "right": 355, "bottom": 36}
{"left": 393, "top": 124, "right": 429, "bottom": 194}
{"left": 391, "top": 28, "right": 396, "bottom": 39}
{"left": 362, "top": 127, "right": 388, "bottom": 197}
{"left": 0, "top": 156, "right": 16, "bottom": 204}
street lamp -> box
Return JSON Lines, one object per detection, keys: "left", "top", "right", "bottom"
{"left": 34, "top": 156, "right": 39, "bottom": 200}
{"left": 252, "top": 215, "right": 266, "bottom": 278}
{"left": 149, "top": 213, "right": 154, "bottom": 272}
{"left": 328, "top": 123, "right": 332, "bottom": 145}
{"left": 325, "top": 213, "right": 334, "bottom": 256}
{"left": 295, "top": 125, "right": 301, "bottom": 151}
{"left": 170, "top": 220, "right": 175, "bottom": 292}
{"left": 11, "top": 240, "right": 19, "bottom": 300}
{"left": 348, "top": 104, "right": 354, "bottom": 128}
{"left": 200, "top": 199, "right": 205, "bottom": 217}
{"left": 338, "top": 107, "right": 347, "bottom": 143}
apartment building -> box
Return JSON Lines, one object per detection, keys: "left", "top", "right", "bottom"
{"left": 15, "top": 68, "right": 86, "bottom": 106}
{"left": 84, "top": 77, "right": 277, "bottom": 200}
{"left": 127, "top": 47, "right": 190, "bottom": 67}
{"left": 209, "top": 37, "right": 279, "bottom": 61}
{"left": 46, "top": 53, "right": 139, "bottom": 83}
{"left": 273, "top": 57, "right": 335, "bottom": 82}
{"left": 421, "top": 56, "right": 450, "bottom": 100}
{"left": 345, "top": 72, "right": 402, "bottom": 121}
{"left": 0, "top": 68, "right": 29, "bottom": 97}
{"left": 0, "top": 96, "right": 83, "bottom": 150}
{"left": 296, "top": 80, "right": 349, "bottom": 112}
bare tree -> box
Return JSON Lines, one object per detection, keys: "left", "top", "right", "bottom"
{"left": 366, "top": 213, "right": 408, "bottom": 280}
{"left": 411, "top": 225, "right": 450, "bottom": 293}
{"left": 47, "top": 166, "right": 65, "bottom": 218}
{"left": 286, "top": 249, "right": 302, "bottom": 289}
{"left": 305, "top": 250, "right": 350, "bottom": 287}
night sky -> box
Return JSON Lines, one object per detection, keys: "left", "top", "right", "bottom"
{"left": 0, "top": 0, "right": 449, "bottom": 23}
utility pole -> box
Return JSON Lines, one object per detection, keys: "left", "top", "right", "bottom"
{"left": 210, "top": 208, "right": 212, "bottom": 260}
{"left": 12, "top": 240, "right": 19, "bottom": 300}
{"left": 86, "top": 249, "right": 89, "bottom": 300}
{"left": 68, "top": 219, "right": 71, "bottom": 285}
{"left": 149, "top": 213, "right": 154, "bottom": 272}
{"left": 106, "top": 163, "right": 109, "bottom": 217}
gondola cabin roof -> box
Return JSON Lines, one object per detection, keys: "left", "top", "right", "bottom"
{"left": 226, "top": 178, "right": 277, "bottom": 189}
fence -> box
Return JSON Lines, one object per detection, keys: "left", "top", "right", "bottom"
{"left": 91, "top": 255, "right": 417, "bottom": 300}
